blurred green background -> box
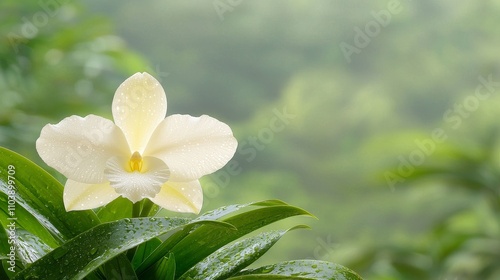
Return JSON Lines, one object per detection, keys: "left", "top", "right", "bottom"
{"left": 2, "top": 1, "right": 500, "bottom": 279}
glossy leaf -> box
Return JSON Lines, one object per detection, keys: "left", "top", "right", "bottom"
{"left": 97, "top": 197, "right": 133, "bottom": 223}
{"left": 13, "top": 229, "right": 53, "bottom": 267}
{"left": 102, "top": 254, "right": 138, "bottom": 280}
{"left": 131, "top": 238, "right": 162, "bottom": 269}
{"left": 172, "top": 204, "right": 313, "bottom": 277}
{"left": 194, "top": 200, "right": 291, "bottom": 222}
{"left": 0, "top": 191, "right": 59, "bottom": 249}
{"left": 135, "top": 202, "right": 310, "bottom": 275}
{"left": 250, "top": 200, "right": 291, "bottom": 207}
{"left": 134, "top": 220, "right": 236, "bottom": 275}
{"left": 179, "top": 226, "right": 308, "bottom": 280}
{"left": 230, "top": 260, "right": 363, "bottom": 280}
{"left": 226, "top": 276, "right": 310, "bottom": 279}
{"left": 193, "top": 203, "right": 250, "bottom": 222}
{"left": 0, "top": 223, "right": 11, "bottom": 259}
{"left": 135, "top": 200, "right": 259, "bottom": 273}
{"left": 134, "top": 203, "right": 245, "bottom": 274}
{"left": 141, "top": 253, "right": 176, "bottom": 280}
{"left": 13, "top": 217, "right": 192, "bottom": 280}
{"left": 0, "top": 147, "right": 100, "bottom": 244}
{"left": 0, "top": 225, "right": 22, "bottom": 278}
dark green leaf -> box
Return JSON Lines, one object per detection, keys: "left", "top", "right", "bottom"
{"left": 194, "top": 200, "right": 293, "bottom": 222}
{"left": 0, "top": 223, "right": 11, "bottom": 259}
{"left": 13, "top": 217, "right": 191, "bottom": 280}
{"left": 0, "top": 225, "right": 20, "bottom": 278}
{"left": 131, "top": 238, "right": 162, "bottom": 269}
{"left": 179, "top": 226, "right": 308, "bottom": 280}
{"left": 193, "top": 203, "right": 250, "bottom": 222}
{"left": 141, "top": 253, "right": 176, "bottom": 280}
{"left": 134, "top": 201, "right": 258, "bottom": 274}
{"left": 231, "top": 260, "right": 363, "bottom": 280}
{"left": 102, "top": 254, "right": 138, "bottom": 280}
{"left": 0, "top": 191, "right": 59, "bottom": 249}
{"left": 1, "top": 259, "right": 23, "bottom": 280}
{"left": 226, "top": 276, "right": 307, "bottom": 279}
{"left": 135, "top": 219, "right": 236, "bottom": 274}
{"left": 0, "top": 147, "right": 100, "bottom": 244}
{"left": 13, "top": 229, "right": 53, "bottom": 267}
{"left": 96, "top": 197, "right": 133, "bottom": 223}
{"left": 172, "top": 204, "right": 313, "bottom": 277}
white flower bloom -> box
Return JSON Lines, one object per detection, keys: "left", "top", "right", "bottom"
{"left": 36, "top": 72, "right": 237, "bottom": 213}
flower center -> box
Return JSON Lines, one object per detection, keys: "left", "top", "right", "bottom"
{"left": 129, "top": 151, "right": 143, "bottom": 172}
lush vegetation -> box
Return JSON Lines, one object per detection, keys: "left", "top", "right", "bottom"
{"left": 2, "top": 0, "right": 500, "bottom": 279}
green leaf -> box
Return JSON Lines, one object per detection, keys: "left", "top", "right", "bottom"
{"left": 226, "top": 276, "right": 309, "bottom": 279}
{"left": 194, "top": 200, "right": 293, "bottom": 222}
{"left": 13, "top": 217, "right": 191, "bottom": 280}
{"left": 193, "top": 203, "right": 250, "bottom": 222}
{"left": 135, "top": 219, "right": 236, "bottom": 274}
{"left": 171, "top": 204, "right": 313, "bottom": 277}
{"left": 141, "top": 253, "right": 176, "bottom": 280}
{"left": 250, "top": 200, "right": 291, "bottom": 207}
{"left": 102, "top": 254, "right": 138, "bottom": 280}
{"left": 230, "top": 260, "right": 363, "bottom": 280}
{"left": 179, "top": 226, "right": 309, "bottom": 280}
{"left": 0, "top": 191, "right": 59, "bottom": 249}
{"left": 96, "top": 197, "right": 133, "bottom": 223}
{"left": 131, "top": 238, "right": 162, "bottom": 269}
{"left": 13, "top": 229, "right": 53, "bottom": 267}
{"left": 135, "top": 201, "right": 290, "bottom": 274}
{"left": 1, "top": 259, "right": 23, "bottom": 280}
{"left": 0, "top": 224, "right": 11, "bottom": 259}
{"left": 0, "top": 147, "right": 100, "bottom": 244}
{"left": 0, "top": 225, "right": 23, "bottom": 278}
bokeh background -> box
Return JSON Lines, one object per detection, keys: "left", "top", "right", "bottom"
{"left": 2, "top": 1, "right": 500, "bottom": 279}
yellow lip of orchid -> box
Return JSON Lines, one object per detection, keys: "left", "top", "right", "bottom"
{"left": 129, "top": 151, "right": 143, "bottom": 172}
{"left": 36, "top": 72, "right": 238, "bottom": 214}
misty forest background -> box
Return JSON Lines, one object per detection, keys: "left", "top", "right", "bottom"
{"left": 2, "top": 1, "right": 500, "bottom": 279}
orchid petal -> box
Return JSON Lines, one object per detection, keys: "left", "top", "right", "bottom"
{"left": 144, "top": 114, "right": 237, "bottom": 182}
{"left": 36, "top": 115, "right": 129, "bottom": 184}
{"left": 112, "top": 72, "right": 167, "bottom": 153}
{"left": 150, "top": 180, "right": 202, "bottom": 214}
{"left": 63, "top": 180, "right": 120, "bottom": 211}
{"left": 104, "top": 155, "right": 170, "bottom": 202}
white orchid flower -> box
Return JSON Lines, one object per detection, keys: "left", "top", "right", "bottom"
{"left": 36, "top": 72, "right": 237, "bottom": 214}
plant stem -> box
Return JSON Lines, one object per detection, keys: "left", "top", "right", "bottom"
{"left": 140, "top": 199, "right": 154, "bottom": 217}
{"left": 132, "top": 201, "right": 142, "bottom": 218}
{"left": 128, "top": 201, "right": 144, "bottom": 261}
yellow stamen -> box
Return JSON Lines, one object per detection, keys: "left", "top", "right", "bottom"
{"left": 129, "top": 151, "right": 143, "bottom": 172}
